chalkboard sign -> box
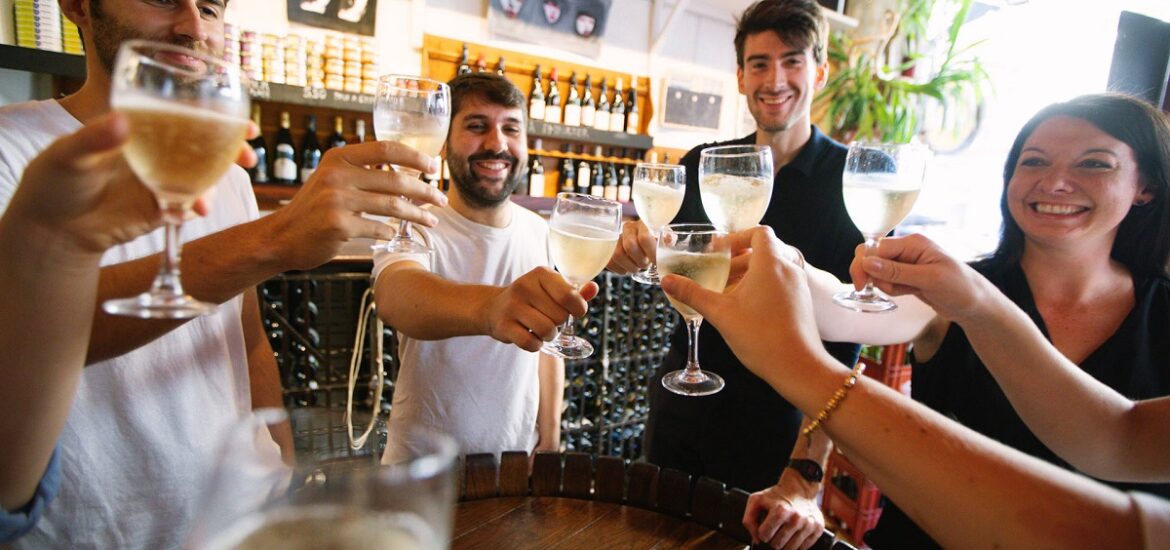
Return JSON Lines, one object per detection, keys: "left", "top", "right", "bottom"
{"left": 661, "top": 85, "right": 723, "bottom": 131}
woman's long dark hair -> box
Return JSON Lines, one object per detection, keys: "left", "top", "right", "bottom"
{"left": 977, "top": 93, "right": 1170, "bottom": 278}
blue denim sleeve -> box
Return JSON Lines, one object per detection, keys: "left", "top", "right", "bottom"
{"left": 0, "top": 445, "right": 61, "bottom": 543}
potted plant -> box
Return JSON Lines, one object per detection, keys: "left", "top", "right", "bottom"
{"left": 816, "top": 0, "right": 991, "bottom": 148}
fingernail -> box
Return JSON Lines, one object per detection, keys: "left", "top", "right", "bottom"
{"left": 867, "top": 258, "right": 884, "bottom": 271}
{"left": 428, "top": 157, "right": 440, "bottom": 174}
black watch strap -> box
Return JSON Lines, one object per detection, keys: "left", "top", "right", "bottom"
{"left": 786, "top": 458, "right": 824, "bottom": 483}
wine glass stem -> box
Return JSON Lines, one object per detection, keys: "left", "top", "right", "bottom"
{"left": 858, "top": 236, "right": 879, "bottom": 299}
{"left": 684, "top": 317, "right": 703, "bottom": 375}
{"left": 645, "top": 227, "right": 661, "bottom": 277}
{"left": 557, "top": 283, "right": 581, "bottom": 342}
{"left": 152, "top": 208, "right": 186, "bottom": 298}
{"left": 397, "top": 216, "right": 414, "bottom": 242}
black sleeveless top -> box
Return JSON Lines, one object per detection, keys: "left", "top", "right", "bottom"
{"left": 867, "top": 262, "right": 1170, "bottom": 549}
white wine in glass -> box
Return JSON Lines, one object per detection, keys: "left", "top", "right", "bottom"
{"left": 543, "top": 193, "right": 622, "bottom": 359}
{"left": 833, "top": 141, "right": 930, "bottom": 313}
{"left": 658, "top": 224, "right": 731, "bottom": 397}
{"left": 631, "top": 163, "right": 686, "bottom": 285}
{"left": 103, "top": 39, "right": 250, "bottom": 319}
{"left": 698, "top": 145, "right": 774, "bottom": 232}
{"left": 374, "top": 75, "right": 451, "bottom": 257}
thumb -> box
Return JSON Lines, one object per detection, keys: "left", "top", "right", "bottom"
{"left": 861, "top": 256, "right": 930, "bottom": 293}
{"left": 578, "top": 281, "right": 600, "bottom": 301}
{"left": 63, "top": 113, "right": 130, "bottom": 170}
{"left": 660, "top": 273, "right": 719, "bottom": 319}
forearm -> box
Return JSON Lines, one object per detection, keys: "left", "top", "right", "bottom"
{"left": 0, "top": 220, "right": 100, "bottom": 509}
{"left": 537, "top": 353, "right": 565, "bottom": 451}
{"left": 242, "top": 289, "right": 295, "bottom": 465}
{"left": 959, "top": 288, "right": 1170, "bottom": 481}
{"left": 762, "top": 352, "right": 1140, "bottom": 549}
{"left": 373, "top": 267, "right": 496, "bottom": 340}
{"left": 88, "top": 216, "right": 286, "bottom": 364}
{"left": 805, "top": 263, "right": 935, "bottom": 345}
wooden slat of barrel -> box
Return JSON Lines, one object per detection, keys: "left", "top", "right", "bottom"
{"left": 690, "top": 476, "right": 725, "bottom": 529}
{"left": 531, "top": 451, "right": 563, "bottom": 496}
{"left": 498, "top": 451, "right": 530, "bottom": 497}
{"left": 594, "top": 456, "right": 626, "bottom": 504}
{"left": 626, "top": 462, "right": 660, "bottom": 509}
{"left": 562, "top": 452, "right": 593, "bottom": 499}
{"left": 721, "top": 488, "right": 754, "bottom": 543}
{"left": 656, "top": 468, "right": 692, "bottom": 519}
{"left": 463, "top": 453, "right": 500, "bottom": 500}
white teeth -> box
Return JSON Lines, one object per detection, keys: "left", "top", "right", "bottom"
{"left": 761, "top": 97, "right": 784, "bottom": 105}
{"left": 1033, "top": 203, "right": 1085, "bottom": 215}
{"left": 477, "top": 161, "right": 507, "bottom": 170}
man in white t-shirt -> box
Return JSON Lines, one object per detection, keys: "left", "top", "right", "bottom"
{"left": 373, "top": 73, "right": 595, "bottom": 462}
{"left": 0, "top": 1, "right": 446, "bottom": 547}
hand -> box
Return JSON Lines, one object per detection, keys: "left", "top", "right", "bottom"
{"left": 261, "top": 140, "right": 448, "bottom": 271}
{"left": 235, "top": 119, "right": 260, "bottom": 170}
{"left": 6, "top": 113, "right": 164, "bottom": 254}
{"left": 854, "top": 234, "right": 992, "bottom": 323}
{"left": 659, "top": 226, "right": 825, "bottom": 382}
{"left": 743, "top": 482, "right": 825, "bottom": 550}
{"left": 606, "top": 220, "right": 656, "bottom": 274}
{"left": 482, "top": 267, "right": 600, "bottom": 352}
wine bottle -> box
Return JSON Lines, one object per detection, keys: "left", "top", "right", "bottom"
{"left": 610, "top": 78, "right": 626, "bottom": 133}
{"left": 625, "top": 82, "right": 639, "bottom": 134}
{"left": 456, "top": 44, "right": 471, "bottom": 75}
{"left": 593, "top": 78, "right": 610, "bottom": 132}
{"left": 559, "top": 144, "right": 576, "bottom": 193}
{"left": 563, "top": 71, "right": 582, "bottom": 127}
{"left": 528, "top": 154, "right": 545, "bottom": 197}
{"left": 327, "top": 115, "right": 346, "bottom": 151}
{"left": 617, "top": 163, "right": 632, "bottom": 202}
{"left": 474, "top": 52, "right": 487, "bottom": 73}
{"left": 576, "top": 149, "right": 592, "bottom": 195}
{"left": 545, "top": 68, "right": 562, "bottom": 124}
{"left": 247, "top": 105, "right": 269, "bottom": 184}
{"left": 273, "top": 111, "right": 297, "bottom": 186}
{"left": 300, "top": 115, "right": 322, "bottom": 184}
{"left": 580, "top": 74, "right": 596, "bottom": 128}
{"left": 529, "top": 65, "right": 546, "bottom": 122}
{"left": 604, "top": 157, "right": 619, "bottom": 201}
{"left": 496, "top": 56, "right": 507, "bottom": 77}
{"left": 355, "top": 119, "right": 366, "bottom": 143}
{"left": 590, "top": 159, "right": 605, "bottom": 197}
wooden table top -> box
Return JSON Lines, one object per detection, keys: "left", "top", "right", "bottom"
{"left": 454, "top": 495, "right": 746, "bottom": 549}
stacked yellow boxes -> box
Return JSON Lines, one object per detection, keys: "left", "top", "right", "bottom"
{"left": 284, "top": 32, "right": 306, "bottom": 88}
{"left": 222, "top": 23, "right": 240, "bottom": 69}
{"left": 361, "top": 37, "right": 379, "bottom": 95}
{"left": 323, "top": 33, "right": 344, "bottom": 91}
{"left": 260, "top": 33, "right": 284, "bottom": 84}
{"left": 60, "top": 11, "right": 82, "bottom": 54}
{"left": 342, "top": 34, "right": 362, "bottom": 93}
{"left": 14, "top": 0, "right": 61, "bottom": 52}
{"left": 238, "top": 30, "right": 263, "bottom": 83}
{"left": 306, "top": 36, "right": 325, "bottom": 89}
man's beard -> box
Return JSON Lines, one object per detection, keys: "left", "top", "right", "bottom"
{"left": 90, "top": 0, "right": 208, "bottom": 74}
{"left": 448, "top": 150, "right": 523, "bottom": 209}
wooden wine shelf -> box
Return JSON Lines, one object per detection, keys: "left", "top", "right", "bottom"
{"left": 247, "top": 81, "right": 375, "bottom": 112}
{"left": 528, "top": 119, "right": 653, "bottom": 151}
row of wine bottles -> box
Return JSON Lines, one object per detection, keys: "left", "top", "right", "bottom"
{"left": 453, "top": 43, "right": 641, "bottom": 134}
{"left": 512, "top": 142, "right": 662, "bottom": 202}
{"left": 247, "top": 106, "right": 366, "bottom": 186}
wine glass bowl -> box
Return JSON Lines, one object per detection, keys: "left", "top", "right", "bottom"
{"left": 657, "top": 223, "right": 731, "bottom": 397}
{"left": 631, "top": 163, "right": 686, "bottom": 285}
{"left": 833, "top": 141, "right": 930, "bottom": 313}
{"left": 698, "top": 145, "right": 774, "bottom": 232}
{"left": 374, "top": 75, "right": 451, "bottom": 257}
{"left": 102, "top": 39, "right": 250, "bottom": 319}
{"left": 543, "top": 193, "right": 622, "bottom": 359}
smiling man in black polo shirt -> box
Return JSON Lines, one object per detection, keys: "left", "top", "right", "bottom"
{"left": 607, "top": 1, "right": 863, "bottom": 548}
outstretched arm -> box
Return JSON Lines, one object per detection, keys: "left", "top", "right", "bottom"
{"left": 661, "top": 227, "right": 1143, "bottom": 549}
{"left": 859, "top": 234, "right": 1170, "bottom": 482}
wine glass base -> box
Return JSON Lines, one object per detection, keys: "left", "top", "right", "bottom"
{"left": 541, "top": 336, "right": 594, "bottom": 359}
{"left": 103, "top": 292, "right": 218, "bottom": 319}
{"left": 661, "top": 369, "right": 725, "bottom": 397}
{"left": 631, "top": 270, "right": 661, "bottom": 285}
{"left": 832, "top": 290, "right": 899, "bottom": 313}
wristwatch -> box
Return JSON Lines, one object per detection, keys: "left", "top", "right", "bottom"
{"left": 786, "top": 458, "right": 824, "bottom": 483}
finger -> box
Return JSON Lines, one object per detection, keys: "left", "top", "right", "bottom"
{"left": 861, "top": 256, "right": 933, "bottom": 293}
{"left": 502, "top": 321, "right": 544, "bottom": 352}
{"left": 742, "top": 499, "right": 765, "bottom": 544}
{"left": 793, "top": 521, "right": 822, "bottom": 550}
{"left": 245, "top": 119, "right": 260, "bottom": 140}
{"left": 622, "top": 230, "right": 651, "bottom": 266}
{"left": 729, "top": 251, "right": 751, "bottom": 283}
{"left": 352, "top": 167, "right": 448, "bottom": 212}
{"left": 513, "top": 308, "right": 560, "bottom": 342}
{"left": 729, "top": 225, "right": 773, "bottom": 255}
{"left": 60, "top": 113, "right": 130, "bottom": 172}
{"left": 578, "top": 281, "right": 599, "bottom": 302}
{"left": 336, "top": 140, "right": 441, "bottom": 177}
{"left": 540, "top": 273, "right": 590, "bottom": 317}
{"left": 350, "top": 189, "right": 441, "bottom": 228}
{"left": 660, "top": 273, "right": 718, "bottom": 320}
{"left": 191, "top": 196, "right": 211, "bottom": 217}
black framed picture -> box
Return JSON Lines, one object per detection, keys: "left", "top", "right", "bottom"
{"left": 287, "top": 0, "right": 378, "bottom": 36}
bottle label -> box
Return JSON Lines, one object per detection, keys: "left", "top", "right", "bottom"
{"left": 590, "top": 184, "right": 605, "bottom": 197}
{"left": 562, "top": 105, "right": 581, "bottom": 127}
{"left": 581, "top": 105, "right": 595, "bottom": 128}
{"left": 274, "top": 144, "right": 297, "bottom": 182}
{"left": 604, "top": 184, "right": 618, "bottom": 201}
{"left": 529, "top": 100, "right": 546, "bottom": 121}
{"left": 593, "top": 114, "right": 609, "bottom": 132}
{"left": 546, "top": 105, "right": 562, "bottom": 125}
{"left": 528, "top": 174, "right": 545, "bottom": 197}
{"left": 618, "top": 185, "right": 631, "bottom": 202}
{"left": 577, "top": 169, "right": 591, "bottom": 191}
{"left": 626, "top": 113, "right": 640, "bottom": 134}
{"left": 610, "top": 112, "right": 625, "bottom": 133}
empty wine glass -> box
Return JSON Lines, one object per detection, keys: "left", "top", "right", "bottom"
{"left": 833, "top": 141, "right": 930, "bottom": 313}
{"left": 102, "top": 39, "right": 250, "bottom": 318}
{"left": 543, "top": 193, "right": 622, "bottom": 359}
{"left": 698, "top": 145, "right": 774, "bottom": 232}
{"left": 631, "top": 163, "right": 686, "bottom": 285}
{"left": 374, "top": 75, "right": 451, "bottom": 257}
{"left": 657, "top": 224, "right": 731, "bottom": 396}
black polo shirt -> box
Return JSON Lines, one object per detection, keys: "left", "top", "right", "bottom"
{"left": 644, "top": 125, "right": 864, "bottom": 492}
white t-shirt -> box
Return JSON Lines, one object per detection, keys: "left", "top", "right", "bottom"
{"left": 1132, "top": 491, "right": 1170, "bottom": 549}
{"left": 0, "top": 99, "right": 282, "bottom": 548}
{"left": 372, "top": 202, "right": 552, "bottom": 462}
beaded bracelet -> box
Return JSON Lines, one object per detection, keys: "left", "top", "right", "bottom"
{"left": 801, "top": 362, "right": 866, "bottom": 441}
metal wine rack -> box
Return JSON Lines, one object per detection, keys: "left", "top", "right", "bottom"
{"left": 259, "top": 266, "right": 677, "bottom": 462}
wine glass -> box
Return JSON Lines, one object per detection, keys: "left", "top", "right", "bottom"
{"left": 833, "top": 141, "right": 930, "bottom": 313}
{"left": 187, "top": 408, "right": 458, "bottom": 550}
{"left": 102, "top": 39, "right": 250, "bottom": 319}
{"left": 698, "top": 145, "right": 774, "bottom": 232}
{"left": 657, "top": 224, "right": 731, "bottom": 396}
{"left": 374, "top": 74, "right": 451, "bottom": 257}
{"left": 542, "top": 193, "right": 622, "bottom": 359}
{"left": 630, "top": 163, "right": 686, "bottom": 285}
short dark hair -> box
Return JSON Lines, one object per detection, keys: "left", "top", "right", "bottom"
{"left": 982, "top": 93, "right": 1170, "bottom": 277}
{"left": 734, "top": 0, "right": 828, "bottom": 67}
{"left": 448, "top": 72, "right": 527, "bottom": 120}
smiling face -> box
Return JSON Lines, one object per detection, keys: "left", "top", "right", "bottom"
{"left": 1007, "top": 115, "right": 1153, "bottom": 253}
{"left": 446, "top": 94, "right": 528, "bottom": 209}
{"left": 87, "top": 0, "right": 226, "bottom": 74}
{"left": 736, "top": 30, "right": 826, "bottom": 136}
